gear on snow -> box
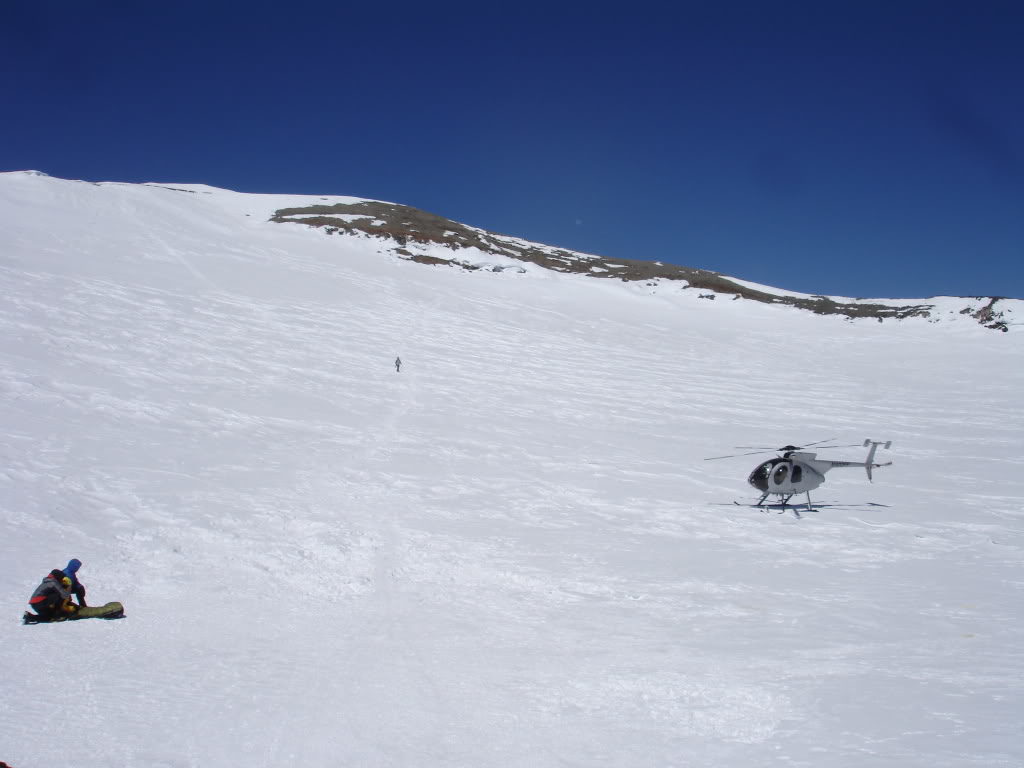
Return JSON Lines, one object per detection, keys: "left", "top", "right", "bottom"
{"left": 23, "top": 602, "right": 124, "bottom": 624}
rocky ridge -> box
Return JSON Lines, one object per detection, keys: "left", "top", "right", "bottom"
{"left": 271, "top": 200, "right": 1011, "bottom": 331}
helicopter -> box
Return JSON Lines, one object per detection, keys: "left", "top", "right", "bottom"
{"left": 705, "top": 438, "right": 892, "bottom": 516}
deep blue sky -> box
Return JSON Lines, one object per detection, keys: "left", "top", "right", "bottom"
{"left": 3, "top": 2, "right": 1022, "bottom": 298}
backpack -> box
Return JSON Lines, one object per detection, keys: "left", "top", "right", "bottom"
{"left": 29, "top": 570, "right": 73, "bottom": 613}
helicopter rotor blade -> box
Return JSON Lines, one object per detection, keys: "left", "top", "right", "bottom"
{"left": 707, "top": 439, "right": 863, "bottom": 461}
{"left": 800, "top": 437, "right": 838, "bottom": 449}
{"left": 734, "top": 438, "right": 838, "bottom": 451}
{"left": 704, "top": 450, "right": 773, "bottom": 461}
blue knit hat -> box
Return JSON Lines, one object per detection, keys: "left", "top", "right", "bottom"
{"left": 65, "top": 558, "right": 82, "bottom": 575}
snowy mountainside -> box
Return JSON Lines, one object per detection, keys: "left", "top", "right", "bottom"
{"left": 1, "top": 171, "right": 1023, "bottom": 767}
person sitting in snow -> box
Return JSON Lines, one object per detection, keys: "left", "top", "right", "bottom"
{"left": 28, "top": 558, "right": 87, "bottom": 621}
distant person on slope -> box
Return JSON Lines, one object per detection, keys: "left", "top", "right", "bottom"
{"left": 27, "top": 559, "right": 87, "bottom": 621}
{"left": 395, "top": 356, "right": 402, "bottom": 373}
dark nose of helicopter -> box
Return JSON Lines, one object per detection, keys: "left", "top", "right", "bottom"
{"left": 747, "top": 460, "right": 773, "bottom": 491}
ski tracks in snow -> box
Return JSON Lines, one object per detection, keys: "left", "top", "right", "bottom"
{"left": 260, "top": 303, "right": 459, "bottom": 766}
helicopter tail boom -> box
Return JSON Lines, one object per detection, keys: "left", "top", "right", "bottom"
{"left": 813, "top": 440, "right": 892, "bottom": 481}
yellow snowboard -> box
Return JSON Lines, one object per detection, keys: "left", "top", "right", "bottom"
{"left": 23, "top": 601, "right": 125, "bottom": 624}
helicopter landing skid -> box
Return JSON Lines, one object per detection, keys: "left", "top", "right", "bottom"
{"left": 747, "top": 492, "right": 815, "bottom": 518}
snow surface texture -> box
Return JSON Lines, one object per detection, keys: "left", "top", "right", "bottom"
{"left": 1, "top": 171, "right": 1022, "bottom": 767}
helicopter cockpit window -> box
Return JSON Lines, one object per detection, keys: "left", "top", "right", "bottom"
{"left": 772, "top": 464, "right": 789, "bottom": 485}
{"left": 747, "top": 461, "right": 773, "bottom": 491}
{"left": 791, "top": 465, "right": 802, "bottom": 483}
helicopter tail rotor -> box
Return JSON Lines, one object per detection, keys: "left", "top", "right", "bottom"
{"left": 863, "top": 439, "right": 893, "bottom": 481}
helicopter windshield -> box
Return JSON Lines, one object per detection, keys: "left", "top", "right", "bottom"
{"left": 747, "top": 459, "right": 781, "bottom": 491}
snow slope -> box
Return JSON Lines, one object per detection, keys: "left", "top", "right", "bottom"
{"left": 1, "top": 172, "right": 1022, "bottom": 767}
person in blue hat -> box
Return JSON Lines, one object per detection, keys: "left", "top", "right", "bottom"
{"left": 63, "top": 558, "right": 87, "bottom": 608}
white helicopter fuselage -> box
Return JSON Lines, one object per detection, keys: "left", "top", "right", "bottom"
{"left": 747, "top": 452, "right": 827, "bottom": 496}
{"left": 747, "top": 442, "right": 892, "bottom": 500}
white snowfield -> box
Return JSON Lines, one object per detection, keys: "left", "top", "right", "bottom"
{"left": 1, "top": 171, "right": 1022, "bottom": 767}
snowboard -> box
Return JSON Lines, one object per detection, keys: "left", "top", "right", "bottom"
{"left": 22, "top": 601, "right": 125, "bottom": 624}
